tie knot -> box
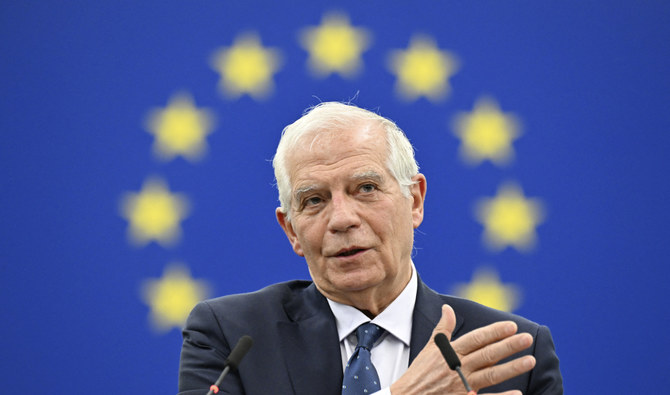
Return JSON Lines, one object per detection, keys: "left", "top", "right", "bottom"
{"left": 355, "top": 322, "right": 384, "bottom": 350}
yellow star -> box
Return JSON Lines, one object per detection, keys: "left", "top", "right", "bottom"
{"left": 142, "top": 263, "right": 211, "bottom": 332}
{"left": 475, "top": 183, "right": 545, "bottom": 252}
{"left": 452, "top": 97, "right": 521, "bottom": 166}
{"left": 120, "top": 178, "right": 189, "bottom": 247}
{"left": 210, "top": 32, "right": 282, "bottom": 100}
{"left": 299, "top": 12, "right": 371, "bottom": 78}
{"left": 388, "top": 35, "right": 459, "bottom": 101}
{"left": 453, "top": 267, "right": 521, "bottom": 312}
{"left": 144, "top": 93, "right": 215, "bottom": 161}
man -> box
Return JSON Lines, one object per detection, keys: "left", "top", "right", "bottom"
{"left": 178, "top": 102, "right": 562, "bottom": 394}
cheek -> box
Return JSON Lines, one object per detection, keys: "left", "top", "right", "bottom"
{"left": 294, "top": 220, "right": 322, "bottom": 255}
{"left": 382, "top": 203, "right": 415, "bottom": 248}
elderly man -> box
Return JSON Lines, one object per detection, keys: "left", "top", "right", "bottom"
{"left": 178, "top": 102, "right": 563, "bottom": 395}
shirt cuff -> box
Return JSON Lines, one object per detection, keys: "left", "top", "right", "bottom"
{"left": 374, "top": 388, "right": 392, "bottom": 395}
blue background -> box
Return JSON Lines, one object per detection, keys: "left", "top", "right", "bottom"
{"left": 2, "top": 1, "right": 669, "bottom": 393}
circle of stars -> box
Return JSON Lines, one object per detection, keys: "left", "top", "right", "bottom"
{"left": 144, "top": 93, "right": 216, "bottom": 162}
{"left": 119, "top": 8, "right": 552, "bottom": 331}
{"left": 299, "top": 12, "right": 371, "bottom": 78}
{"left": 120, "top": 177, "right": 189, "bottom": 247}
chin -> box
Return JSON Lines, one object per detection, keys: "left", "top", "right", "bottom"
{"left": 329, "top": 270, "right": 385, "bottom": 293}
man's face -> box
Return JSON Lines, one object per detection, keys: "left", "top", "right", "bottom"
{"left": 276, "top": 122, "right": 426, "bottom": 312}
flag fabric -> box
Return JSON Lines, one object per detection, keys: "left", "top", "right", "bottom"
{"left": 2, "top": 1, "right": 669, "bottom": 393}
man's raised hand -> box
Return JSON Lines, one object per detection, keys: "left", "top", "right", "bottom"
{"left": 390, "top": 305, "right": 535, "bottom": 395}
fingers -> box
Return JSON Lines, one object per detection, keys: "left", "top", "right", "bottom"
{"left": 390, "top": 306, "right": 461, "bottom": 395}
{"left": 468, "top": 355, "right": 536, "bottom": 390}
{"left": 425, "top": 306, "right": 536, "bottom": 393}
{"left": 462, "top": 332, "right": 533, "bottom": 371}
{"left": 452, "top": 321, "right": 518, "bottom": 355}
{"left": 431, "top": 304, "right": 456, "bottom": 340}
{"left": 443, "top": 318, "right": 536, "bottom": 391}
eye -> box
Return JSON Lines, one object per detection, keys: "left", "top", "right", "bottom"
{"left": 304, "top": 196, "right": 322, "bottom": 206}
{"left": 359, "top": 183, "right": 377, "bottom": 193}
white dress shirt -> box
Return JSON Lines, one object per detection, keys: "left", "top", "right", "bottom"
{"left": 326, "top": 264, "right": 418, "bottom": 395}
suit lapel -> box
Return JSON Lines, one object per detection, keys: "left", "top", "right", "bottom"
{"left": 409, "top": 278, "right": 465, "bottom": 363}
{"left": 275, "top": 278, "right": 468, "bottom": 392}
{"left": 277, "top": 283, "right": 343, "bottom": 395}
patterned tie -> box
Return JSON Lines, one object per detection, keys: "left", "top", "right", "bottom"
{"left": 342, "top": 322, "right": 385, "bottom": 394}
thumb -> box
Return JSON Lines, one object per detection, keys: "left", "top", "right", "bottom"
{"left": 432, "top": 304, "right": 456, "bottom": 340}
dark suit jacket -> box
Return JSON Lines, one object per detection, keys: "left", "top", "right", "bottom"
{"left": 178, "top": 279, "right": 562, "bottom": 394}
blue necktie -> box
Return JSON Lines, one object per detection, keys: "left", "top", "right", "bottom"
{"left": 342, "top": 322, "right": 385, "bottom": 394}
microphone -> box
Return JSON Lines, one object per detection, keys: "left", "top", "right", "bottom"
{"left": 206, "top": 335, "right": 253, "bottom": 395}
{"left": 434, "top": 333, "right": 475, "bottom": 395}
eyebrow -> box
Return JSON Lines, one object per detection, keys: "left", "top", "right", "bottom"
{"left": 294, "top": 185, "right": 319, "bottom": 203}
{"left": 292, "top": 171, "right": 386, "bottom": 202}
{"left": 351, "top": 171, "right": 384, "bottom": 184}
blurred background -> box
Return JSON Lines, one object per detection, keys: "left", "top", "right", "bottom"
{"left": 2, "top": 1, "right": 669, "bottom": 393}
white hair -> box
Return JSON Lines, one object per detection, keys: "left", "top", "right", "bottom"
{"left": 272, "top": 102, "right": 419, "bottom": 220}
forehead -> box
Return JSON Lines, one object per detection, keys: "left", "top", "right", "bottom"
{"left": 287, "top": 123, "right": 389, "bottom": 187}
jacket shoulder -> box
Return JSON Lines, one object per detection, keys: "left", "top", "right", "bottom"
{"left": 179, "top": 280, "right": 315, "bottom": 394}
{"left": 200, "top": 279, "right": 313, "bottom": 320}
{"left": 441, "top": 294, "right": 542, "bottom": 333}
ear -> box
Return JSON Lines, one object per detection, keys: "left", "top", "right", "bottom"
{"left": 276, "top": 208, "right": 304, "bottom": 256}
{"left": 409, "top": 173, "right": 427, "bottom": 229}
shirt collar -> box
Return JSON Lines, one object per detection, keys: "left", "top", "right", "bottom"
{"left": 327, "top": 262, "right": 417, "bottom": 347}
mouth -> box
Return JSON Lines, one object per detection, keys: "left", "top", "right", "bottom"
{"left": 334, "top": 247, "right": 367, "bottom": 257}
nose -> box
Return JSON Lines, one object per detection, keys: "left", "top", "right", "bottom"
{"left": 327, "top": 193, "right": 361, "bottom": 233}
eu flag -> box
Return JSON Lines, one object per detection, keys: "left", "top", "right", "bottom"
{"left": 2, "top": 2, "right": 669, "bottom": 393}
